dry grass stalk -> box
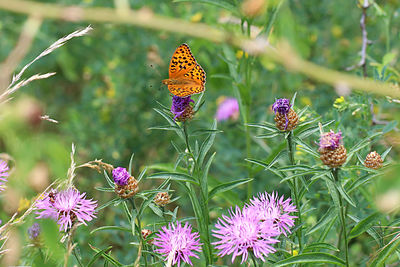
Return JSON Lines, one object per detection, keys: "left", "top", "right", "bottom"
{"left": 40, "top": 115, "right": 59, "bottom": 123}
{"left": 78, "top": 159, "right": 114, "bottom": 173}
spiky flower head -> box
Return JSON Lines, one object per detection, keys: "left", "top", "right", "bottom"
{"left": 28, "top": 222, "right": 41, "bottom": 240}
{"left": 153, "top": 221, "right": 202, "bottom": 267}
{"left": 35, "top": 188, "right": 97, "bottom": 232}
{"left": 0, "top": 160, "right": 9, "bottom": 191}
{"left": 212, "top": 206, "right": 279, "bottom": 264}
{"left": 112, "top": 167, "right": 130, "bottom": 186}
{"left": 154, "top": 192, "right": 170, "bottom": 206}
{"left": 248, "top": 192, "right": 297, "bottom": 236}
{"left": 215, "top": 97, "right": 239, "bottom": 121}
{"left": 171, "top": 96, "right": 195, "bottom": 121}
{"left": 319, "top": 130, "right": 343, "bottom": 150}
{"left": 272, "top": 98, "right": 291, "bottom": 115}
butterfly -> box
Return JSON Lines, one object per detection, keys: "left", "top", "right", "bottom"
{"left": 162, "top": 44, "right": 206, "bottom": 97}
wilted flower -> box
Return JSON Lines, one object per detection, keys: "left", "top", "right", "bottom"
{"left": 35, "top": 188, "right": 97, "bottom": 232}
{"left": 153, "top": 221, "right": 202, "bottom": 267}
{"left": 171, "top": 96, "right": 195, "bottom": 121}
{"left": 0, "top": 160, "right": 9, "bottom": 191}
{"left": 319, "top": 130, "right": 343, "bottom": 150}
{"left": 248, "top": 192, "right": 297, "bottom": 236}
{"left": 272, "top": 98, "right": 298, "bottom": 131}
{"left": 212, "top": 206, "right": 279, "bottom": 264}
{"left": 215, "top": 97, "right": 239, "bottom": 121}
{"left": 28, "top": 222, "right": 41, "bottom": 240}
{"left": 112, "top": 167, "right": 130, "bottom": 186}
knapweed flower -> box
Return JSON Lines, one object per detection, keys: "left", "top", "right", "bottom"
{"left": 215, "top": 97, "right": 239, "bottom": 121}
{"left": 171, "top": 95, "right": 195, "bottom": 122}
{"left": 28, "top": 222, "right": 41, "bottom": 240}
{"left": 212, "top": 206, "right": 279, "bottom": 264}
{"left": 272, "top": 98, "right": 298, "bottom": 131}
{"left": 35, "top": 188, "right": 97, "bottom": 232}
{"left": 319, "top": 130, "right": 342, "bottom": 150}
{"left": 248, "top": 192, "right": 297, "bottom": 236}
{"left": 112, "top": 167, "right": 130, "bottom": 186}
{"left": 153, "top": 221, "right": 202, "bottom": 267}
{"left": 319, "top": 130, "right": 347, "bottom": 168}
{"left": 0, "top": 160, "right": 9, "bottom": 191}
{"left": 154, "top": 192, "right": 170, "bottom": 206}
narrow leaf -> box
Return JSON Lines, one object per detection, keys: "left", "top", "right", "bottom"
{"left": 273, "top": 252, "right": 345, "bottom": 266}
{"left": 208, "top": 178, "right": 253, "bottom": 200}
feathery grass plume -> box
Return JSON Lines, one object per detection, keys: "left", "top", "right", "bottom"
{"left": 0, "top": 25, "right": 92, "bottom": 103}
{"left": 0, "top": 160, "right": 9, "bottom": 191}
{"left": 153, "top": 221, "right": 202, "bottom": 267}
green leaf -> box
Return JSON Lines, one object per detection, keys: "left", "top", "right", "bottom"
{"left": 104, "top": 170, "right": 115, "bottom": 188}
{"left": 87, "top": 246, "right": 113, "bottom": 267}
{"left": 149, "top": 202, "right": 164, "bottom": 217}
{"left": 137, "top": 167, "right": 147, "bottom": 182}
{"left": 90, "top": 226, "right": 131, "bottom": 235}
{"left": 294, "top": 138, "right": 319, "bottom": 158}
{"left": 297, "top": 120, "right": 334, "bottom": 138}
{"left": 370, "top": 237, "right": 400, "bottom": 267}
{"left": 336, "top": 181, "right": 356, "bottom": 207}
{"left": 201, "top": 152, "right": 216, "bottom": 198}
{"left": 208, "top": 178, "right": 253, "bottom": 200}
{"left": 96, "top": 198, "right": 121, "bottom": 211}
{"left": 147, "top": 172, "right": 198, "bottom": 185}
{"left": 381, "top": 146, "right": 392, "bottom": 160}
{"left": 153, "top": 108, "right": 184, "bottom": 140}
{"left": 128, "top": 152, "right": 134, "bottom": 175}
{"left": 198, "top": 120, "right": 218, "bottom": 167}
{"left": 347, "top": 132, "right": 382, "bottom": 160}
{"left": 256, "top": 132, "right": 281, "bottom": 139}
{"left": 346, "top": 172, "right": 380, "bottom": 193}
{"left": 304, "top": 242, "right": 339, "bottom": 252}
{"left": 273, "top": 252, "right": 345, "bottom": 266}
{"left": 40, "top": 219, "right": 64, "bottom": 262}
{"left": 95, "top": 186, "right": 114, "bottom": 192}
{"left": 131, "top": 208, "right": 138, "bottom": 236}
{"left": 307, "top": 207, "right": 336, "bottom": 235}
{"left": 89, "top": 244, "right": 123, "bottom": 267}
{"left": 349, "top": 212, "right": 381, "bottom": 239}
{"left": 247, "top": 122, "right": 278, "bottom": 133}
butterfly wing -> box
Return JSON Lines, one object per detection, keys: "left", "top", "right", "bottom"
{"left": 168, "top": 63, "right": 206, "bottom": 97}
{"left": 168, "top": 43, "right": 197, "bottom": 78}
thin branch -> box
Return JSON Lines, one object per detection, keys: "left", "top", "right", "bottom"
{"left": 346, "top": 0, "right": 370, "bottom": 76}
{"left": 0, "top": 0, "right": 399, "bottom": 98}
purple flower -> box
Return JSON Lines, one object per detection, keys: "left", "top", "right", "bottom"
{"left": 212, "top": 206, "right": 279, "bottom": 264}
{"left": 153, "top": 221, "right": 202, "bottom": 267}
{"left": 112, "top": 167, "right": 130, "bottom": 186}
{"left": 171, "top": 96, "right": 194, "bottom": 120}
{"left": 248, "top": 192, "right": 297, "bottom": 236}
{"left": 0, "top": 160, "right": 9, "bottom": 191}
{"left": 319, "top": 130, "right": 343, "bottom": 150}
{"left": 272, "top": 98, "right": 292, "bottom": 130}
{"left": 215, "top": 97, "right": 239, "bottom": 121}
{"left": 28, "top": 222, "right": 41, "bottom": 240}
{"left": 35, "top": 188, "right": 97, "bottom": 232}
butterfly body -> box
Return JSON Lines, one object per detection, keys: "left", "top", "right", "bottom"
{"left": 163, "top": 43, "right": 206, "bottom": 97}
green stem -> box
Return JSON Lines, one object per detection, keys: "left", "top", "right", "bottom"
{"left": 332, "top": 168, "right": 349, "bottom": 267}
{"left": 250, "top": 251, "right": 258, "bottom": 267}
{"left": 287, "top": 131, "right": 303, "bottom": 252}
{"left": 128, "top": 198, "right": 148, "bottom": 267}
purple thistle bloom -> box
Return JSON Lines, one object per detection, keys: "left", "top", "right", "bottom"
{"left": 0, "top": 160, "right": 9, "bottom": 191}
{"left": 112, "top": 167, "right": 130, "bottom": 186}
{"left": 215, "top": 97, "right": 239, "bottom": 121}
{"left": 272, "top": 98, "right": 292, "bottom": 130}
{"left": 35, "top": 188, "right": 97, "bottom": 232}
{"left": 248, "top": 192, "right": 297, "bottom": 236}
{"left": 212, "top": 206, "right": 279, "bottom": 264}
{"left": 153, "top": 221, "right": 202, "bottom": 267}
{"left": 171, "top": 96, "right": 194, "bottom": 120}
{"left": 319, "top": 130, "right": 343, "bottom": 150}
{"left": 28, "top": 222, "right": 41, "bottom": 240}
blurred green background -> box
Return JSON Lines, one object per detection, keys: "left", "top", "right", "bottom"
{"left": 1, "top": 0, "right": 400, "bottom": 265}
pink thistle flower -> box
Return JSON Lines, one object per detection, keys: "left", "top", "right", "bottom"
{"left": 35, "top": 188, "right": 97, "bottom": 232}
{"left": 215, "top": 97, "right": 239, "bottom": 121}
{"left": 249, "top": 192, "right": 297, "bottom": 236}
{"left": 319, "top": 130, "right": 343, "bottom": 150}
{"left": 0, "top": 160, "right": 9, "bottom": 191}
{"left": 153, "top": 221, "right": 202, "bottom": 267}
{"left": 212, "top": 206, "right": 279, "bottom": 264}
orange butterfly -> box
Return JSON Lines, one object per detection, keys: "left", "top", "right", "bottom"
{"left": 162, "top": 44, "right": 206, "bottom": 97}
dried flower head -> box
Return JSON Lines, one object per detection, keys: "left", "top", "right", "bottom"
{"left": 364, "top": 151, "right": 383, "bottom": 170}
{"left": 35, "top": 188, "right": 97, "bottom": 232}
{"left": 114, "top": 176, "right": 139, "bottom": 199}
{"left": 28, "top": 222, "right": 41, "bottom": 240}
{"left": 248, "top": 192, "right": 297, "bottom": 236}
{"left": 154, "top": 192, "right": 170, "bottom": 206}
{"left": 141, "top": 228, "right": 152, "bottom": 240}
{"left": 319, "top": 130, "right": 343, "bottom": 150}
{"left": 212, "top": 206, "right": 279, "bottom": 264}
{"left": 153, "top": 221, "right": 202, "bottom": 267}
{"left": 112, "top": 167, "right": 130, "bottom": 186}
{"left": 171, "top": 96, "right": 195, "bottom": 121}
{"left": 0, "top": 160, "right": 9, "bottom": 191}
{"left": 215, "top": 97, "right": 239, "bottom": 121}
